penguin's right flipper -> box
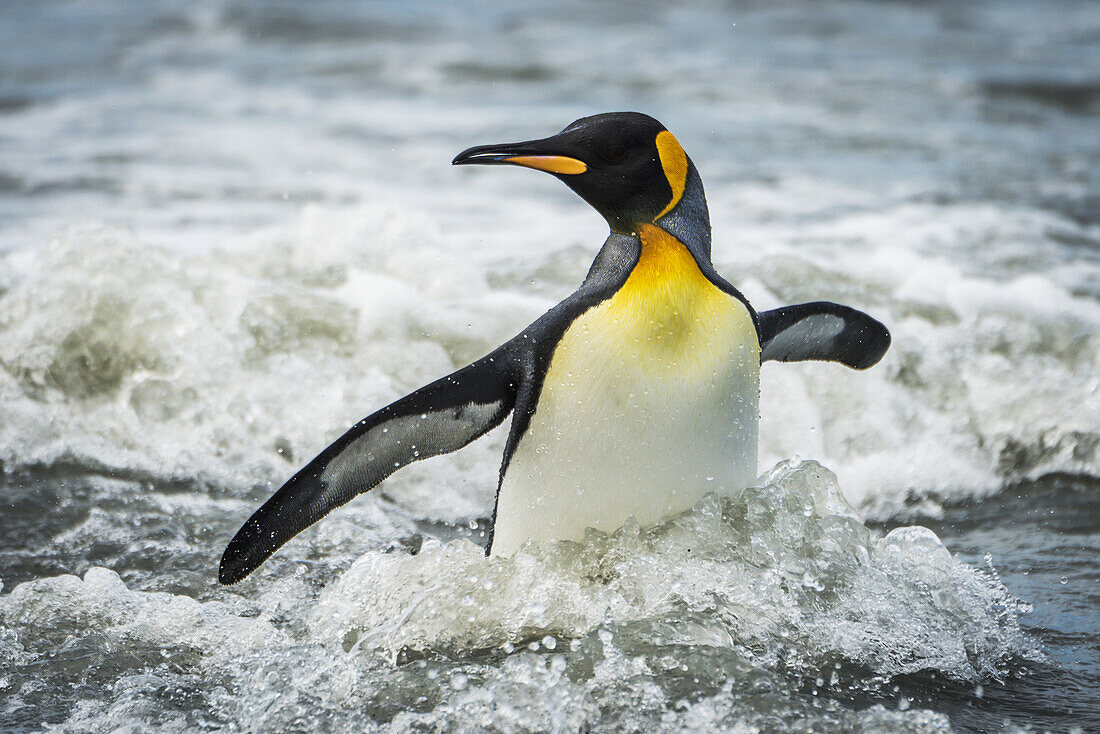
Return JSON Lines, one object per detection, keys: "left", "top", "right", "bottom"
{"left": 219, "top": 353, "right": 517, "bottom": 584}
{"left": 758, "top": 301, "right": 890, "bottom": 369}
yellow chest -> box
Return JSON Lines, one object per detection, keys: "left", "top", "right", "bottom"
{"left": 592, "top": 224, "right": 757, "bottom": 378}
{"left": 491, "top": 225, "right": 761, "bottom": 556}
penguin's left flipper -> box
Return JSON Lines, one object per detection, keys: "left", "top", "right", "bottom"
{"left": 219, "top": 353, "right": 517, "bottom": 585}
{"left": 758, "top": 301, "right": 890, "bottom": 370}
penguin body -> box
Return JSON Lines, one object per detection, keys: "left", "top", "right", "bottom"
{"left": 491, "top": 223, "right": 758, "bottom": 555}
{"left": 219, "top": 112, "right": 891, "bottom": 584}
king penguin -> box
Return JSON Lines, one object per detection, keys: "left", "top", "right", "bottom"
{"left": 219, "top": 112, "right": 890, "bottom": 584}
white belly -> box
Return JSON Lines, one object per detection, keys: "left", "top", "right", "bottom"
{"left": 491, "top": 264, "right": 759, "bottom": 556}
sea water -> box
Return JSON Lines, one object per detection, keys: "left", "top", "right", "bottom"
{"left": 0, "top": 1, "right": 1097, "bottom": 731}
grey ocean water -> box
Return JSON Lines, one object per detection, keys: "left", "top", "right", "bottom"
{"left": 1, "top": 1, "right": 1098, "bottom": 731}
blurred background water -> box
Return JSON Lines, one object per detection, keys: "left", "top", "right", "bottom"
{"left": 0, "top": 1, "right": 1097, "bottom": 731}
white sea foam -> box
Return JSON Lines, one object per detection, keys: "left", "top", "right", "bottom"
{"left": 0, "top": 461, "right": 1035, "bottom": 732}
{"left": 0, "top": 193, "right": 1095, "bottom": 523}
{"left": 310, "top": 461, "right": 1034, "bottom": 678}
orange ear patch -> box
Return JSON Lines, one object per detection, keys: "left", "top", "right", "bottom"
{"left": 654, "top": 130, "right": 688, "bottom": 220}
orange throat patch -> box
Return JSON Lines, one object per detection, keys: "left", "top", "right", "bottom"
{"left": 627, "top": 223, "right": 707, "bottom": 298}
{"left": 593, "top": 222, "right": 758, "bottom": 377}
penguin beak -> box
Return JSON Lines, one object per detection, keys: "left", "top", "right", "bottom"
{"left": 452, "top": 140, "right": 587, "bottom": 175}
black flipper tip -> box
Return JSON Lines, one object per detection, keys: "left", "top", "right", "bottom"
{"left": 849, "top": 321, "right": 892, "bottom": 370}
{"left": 218, "top": 556, "right": 245, "bottom": 585}
{"left": 218, "top": 520, "right": 271, "bottom": 585}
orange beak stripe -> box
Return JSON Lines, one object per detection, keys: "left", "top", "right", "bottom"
{"left": 502, "top": 155, "right": 588, "bottom": 175}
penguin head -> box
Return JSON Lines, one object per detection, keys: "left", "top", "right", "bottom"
{"left": 453, "top": 112, "right": 693, "bottom": 234}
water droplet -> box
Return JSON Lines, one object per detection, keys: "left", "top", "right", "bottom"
{"left": 1060, "top": 576, "right": 1068, "bottom": 584}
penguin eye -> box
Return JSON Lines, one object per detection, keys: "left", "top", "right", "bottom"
{"left": 603, "top": 145, "right": 627, "bottom": 164}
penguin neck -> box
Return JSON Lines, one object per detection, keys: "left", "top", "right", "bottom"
{"left": 581, "top": 165, "right": 714, "bottom": 291}
{"left": 644, "top": 163, "right": 712, "bottom": 267}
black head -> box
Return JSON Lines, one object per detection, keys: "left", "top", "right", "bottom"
{"left": 453, "top": 112, "right": 694, "bottom": 234}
